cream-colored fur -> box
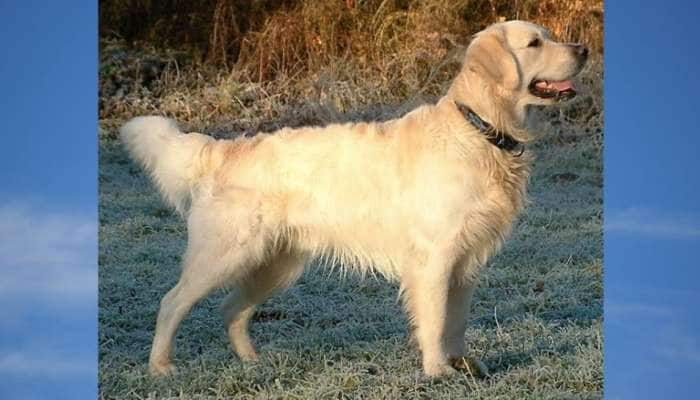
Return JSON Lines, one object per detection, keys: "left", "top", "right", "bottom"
{"left": 120, "top": 20, "right": 587, "bottom": 377}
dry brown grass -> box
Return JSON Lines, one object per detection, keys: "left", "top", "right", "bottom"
{"left": 100, "top": 0, "right": 602, "bottom": 68}
{"left": 236, "top": 0, "right": 602, "bottom": 81}
{"left": 99, "top": 0, "right": 602, "bottom": 135}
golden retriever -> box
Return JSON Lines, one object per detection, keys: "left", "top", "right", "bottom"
{"left": 121, "top": 20, "right": 588, "bottom": 377}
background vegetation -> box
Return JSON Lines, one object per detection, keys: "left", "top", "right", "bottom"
{"left": 99, "top": 0, "right": 603, "bottom": 398}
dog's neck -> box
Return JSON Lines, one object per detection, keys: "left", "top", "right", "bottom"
{"left": 453, "top": 102, "right": 524, "bottom": 155}
{"left": 444, "top": 70, "right": 532, "bottom": 143}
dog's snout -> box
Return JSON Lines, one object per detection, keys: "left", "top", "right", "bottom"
{"left": 572, "top": 44, "right": 589, "bottom": 60}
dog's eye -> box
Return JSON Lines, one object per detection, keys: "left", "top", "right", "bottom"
{"left": 527, "top": 38, "right": 541, "bottom": 48}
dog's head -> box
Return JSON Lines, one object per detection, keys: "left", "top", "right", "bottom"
{"left": 448, "top": 21, "right": 588, "bottom": 131}
{"left": 467, "top": 20, "right": 587, "bottom": 104}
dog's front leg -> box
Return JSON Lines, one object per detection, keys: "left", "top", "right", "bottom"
{"left": 401, "top": 251, "right": 459, "bottom": 377}
{"left": 444, "top": 278, "right": 475, "bottom": 360}
{"left": 443, "top": 269, "right": 490, "bottom": 378}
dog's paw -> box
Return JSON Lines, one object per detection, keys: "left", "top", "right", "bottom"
{"left": 423, "top": 362, "right": 458, "bottom": 378}
{"left": 450, "top": 356, "right": 490, "bottom": 379}
{"left": 237, "top": 350, "right": 259, "bottom": 363}
{"left": 149, "top": 361, "right": 178, "bottom": 377}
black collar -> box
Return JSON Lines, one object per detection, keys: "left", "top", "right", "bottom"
{"left": 454, "top": 101, "right": 524, "bottom": 156}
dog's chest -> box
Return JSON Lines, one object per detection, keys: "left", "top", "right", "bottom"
{"left": 455, "top": 154, "right": 530, "bottom": 263}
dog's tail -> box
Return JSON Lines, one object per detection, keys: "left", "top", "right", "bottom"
{"left": 120, "top": 116, "right": 214, "bottom": 215}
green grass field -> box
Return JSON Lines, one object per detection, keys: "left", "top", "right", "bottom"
{"left": 98, "top": 69, "right": 603, "bottom": 398}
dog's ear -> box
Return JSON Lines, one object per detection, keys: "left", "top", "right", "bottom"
{"left": 465, "top": 30, "right": 520, "bottom": 90}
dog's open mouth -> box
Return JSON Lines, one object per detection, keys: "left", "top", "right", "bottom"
{"left": 529, "top": 79, "right": 577, "bottom": 101}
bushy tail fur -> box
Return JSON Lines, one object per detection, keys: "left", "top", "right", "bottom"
{"left": 120, "top": 116, "right": 213, "bottom": 215}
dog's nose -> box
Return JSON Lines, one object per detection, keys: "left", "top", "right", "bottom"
{"left": 572, "top": 44, "right": 589, "bottom": 59}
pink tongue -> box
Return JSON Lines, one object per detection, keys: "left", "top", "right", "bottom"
{"left": 538, "top": 80, "right": 574, "bottom": 91}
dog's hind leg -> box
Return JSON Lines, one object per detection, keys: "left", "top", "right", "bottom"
{"left": 149, "top": 199, "right": 271, "bottom": 376}
{"left": 148, "top": 249, "right": 224, "bottom": 376}
{"left": 221, "top": 251, "right": 306, "bottom": 362}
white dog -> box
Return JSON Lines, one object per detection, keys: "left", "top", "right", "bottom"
{"left": 121, "top": 20, "right": 588, "bottom": 377}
